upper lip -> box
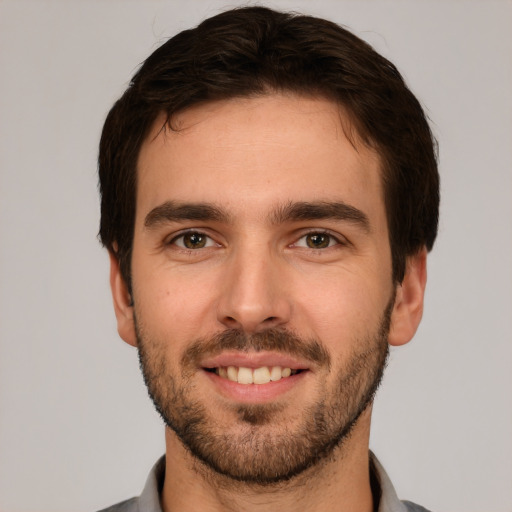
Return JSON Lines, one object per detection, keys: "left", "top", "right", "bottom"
{"left": 200, "top": 351, "right": 312, "bottom": 370}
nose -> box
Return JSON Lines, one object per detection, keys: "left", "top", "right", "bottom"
{"left": 216, "top": 245, "right": 292, "bottom": 333}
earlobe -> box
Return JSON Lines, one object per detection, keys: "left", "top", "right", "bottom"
{"left": 388, "top": 248, "right": 427, "bottom": 347}
{"left": 109, "top": 250, "right": 137, "bottom": 347}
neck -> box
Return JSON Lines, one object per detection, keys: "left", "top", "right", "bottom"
{"left": 161, "top": 409, "right": 374, "bottom": 512}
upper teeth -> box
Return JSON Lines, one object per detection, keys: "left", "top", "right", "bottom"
{"left": 216, "top": 366, "right": 294, "bottom": 384}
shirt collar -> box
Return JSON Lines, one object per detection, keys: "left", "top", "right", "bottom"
{"left": 139, "top": 452, "right": 407, "bottom": 512}
{"left": 370, "top": 452, "right": 409, "bottom": 512}
{"left": 137, "top": 456, "right": 165, "bottom": 512}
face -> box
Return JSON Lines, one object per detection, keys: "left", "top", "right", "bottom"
{"left": 111, "top": 94, "right": 424, "bottom": 484}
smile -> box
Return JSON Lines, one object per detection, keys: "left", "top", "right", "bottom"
{"left": 207, "top": 366, "right": 301, "bottom": 385}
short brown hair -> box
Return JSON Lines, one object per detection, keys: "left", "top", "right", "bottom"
{"left": 98, "top": 6, "right": 439, "bottom": 288}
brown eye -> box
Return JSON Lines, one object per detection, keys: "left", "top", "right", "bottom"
{"left": 184, "top": 233, "right": 206, "bottom": 249}
{"left": 305, "top": 233, "right": 331, "bottom": 249}
{"left": 173, "top": 232, "right": 212, "bottom": 249}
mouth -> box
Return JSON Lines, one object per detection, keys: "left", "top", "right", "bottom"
{"left": 198, "top": 352, "right": 312, "bottom": 402}
{"left": 204, "top": 365, "right": 304, "bottom": 385}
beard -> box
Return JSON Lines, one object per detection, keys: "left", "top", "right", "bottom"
{"left": 135, "top": 300, "right": 392, "bottom": 486}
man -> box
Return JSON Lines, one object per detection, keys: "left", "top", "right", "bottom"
{"left": 97, "top": 6, "right": 439, "bottom": 512}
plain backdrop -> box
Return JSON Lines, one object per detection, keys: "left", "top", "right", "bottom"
{"left": 0, "top": 1, "right": 511, "bottom": 511}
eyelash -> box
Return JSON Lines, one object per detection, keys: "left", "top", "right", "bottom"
{"left": 167, "top": 229, "right": 346, "bottom": 251}
{"left": 168, "top": 230, "right": 218, "bottom": 250}
{"left": 291, "top": 230, "right": 347, "bottom": 251}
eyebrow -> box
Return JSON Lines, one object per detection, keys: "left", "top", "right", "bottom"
{"left": 144, "top": 201, "right": 230, "bottom": 229}
{"left": 269, "top": 201, "right": 371, "bottom": 232}
{"left": 144, "top": 199, "right": 370, "bottom": 232}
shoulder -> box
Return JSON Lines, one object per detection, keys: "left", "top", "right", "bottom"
{"left": 402, "top": 500, "right": 432, "bottom": 512}
{"left": 96, "top": 456, "right": 165, "bottom": 512}
{"left": 96, "top": 496, "right": 138, "bottom": 512}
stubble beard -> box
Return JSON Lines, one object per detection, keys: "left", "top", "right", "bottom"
{"left": 136, "top": 301, "right": 392, "bottom": 486}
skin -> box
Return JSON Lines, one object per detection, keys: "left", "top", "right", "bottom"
{"left": 110, "top": 94, "right": 427, "bottom": 512}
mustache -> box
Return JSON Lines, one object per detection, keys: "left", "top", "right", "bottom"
{"left": 181, "top": 328, "right": 331, "bottom": 369}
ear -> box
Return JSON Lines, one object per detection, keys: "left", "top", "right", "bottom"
{"left": 109, "top": 250, "right": 137, "bottom": 347}
{"left": 388, "top": 248, "right": 427, "bottom": 347}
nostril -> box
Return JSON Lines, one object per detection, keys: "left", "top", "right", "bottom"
{"left": 224, "top": 316, "right": 241, "bottom": 327}
{"left": 219, "top": 311, "right": 288, "bottom": 332}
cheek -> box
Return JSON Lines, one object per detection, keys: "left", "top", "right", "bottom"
{"left": 132, "top": 261, "right": 220, "bottom": 343}
{"left": 291, "top": 268, "right": 390, "bottom": 346}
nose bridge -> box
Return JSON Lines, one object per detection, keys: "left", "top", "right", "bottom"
{"left": 217, "top": 238, "right": 290, "bottom": 332}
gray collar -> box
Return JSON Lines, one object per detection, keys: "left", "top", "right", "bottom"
{"left": 370, "top": 453, "right": 410, "bottom": 512}
{"left": 135, "top": 452, "right": 413, "bottom": 512}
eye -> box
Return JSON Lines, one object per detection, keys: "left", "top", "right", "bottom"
{"left": 171, "top": 231, "right": 216, "bottom": 249}
{"left": 294, "top": 232, "right": 340, "bottom": 249}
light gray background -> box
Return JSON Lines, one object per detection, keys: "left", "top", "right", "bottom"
{"left": 1, "top": 1, "right": 511, "bottom": 511}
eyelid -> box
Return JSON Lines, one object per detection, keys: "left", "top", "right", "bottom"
{"left": 164, "top": 227, "right": 348, "bottom": 250}
{"left": 291, "top": 229, "right": 348, "bottom": 249}
{"left": 167, "top": 229, "right": 219, "bottom": 249}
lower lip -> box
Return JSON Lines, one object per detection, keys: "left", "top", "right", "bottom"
{"left": 202, "top": 369, "right": 309, "bottom": 403}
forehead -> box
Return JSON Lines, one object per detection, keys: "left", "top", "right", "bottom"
{"left": 136, "top": 94, "right": 385, "bottom": 227}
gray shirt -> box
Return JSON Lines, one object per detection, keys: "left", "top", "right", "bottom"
{"left": 97, "top": 453, "right": 431, "bottom": 512}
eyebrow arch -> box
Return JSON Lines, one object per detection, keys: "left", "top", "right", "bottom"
{"left": 270, "top": 201, "right": 371, "bottom": 232}
{"left": 144, "top": 201, "right": 230, "bottom": 229}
